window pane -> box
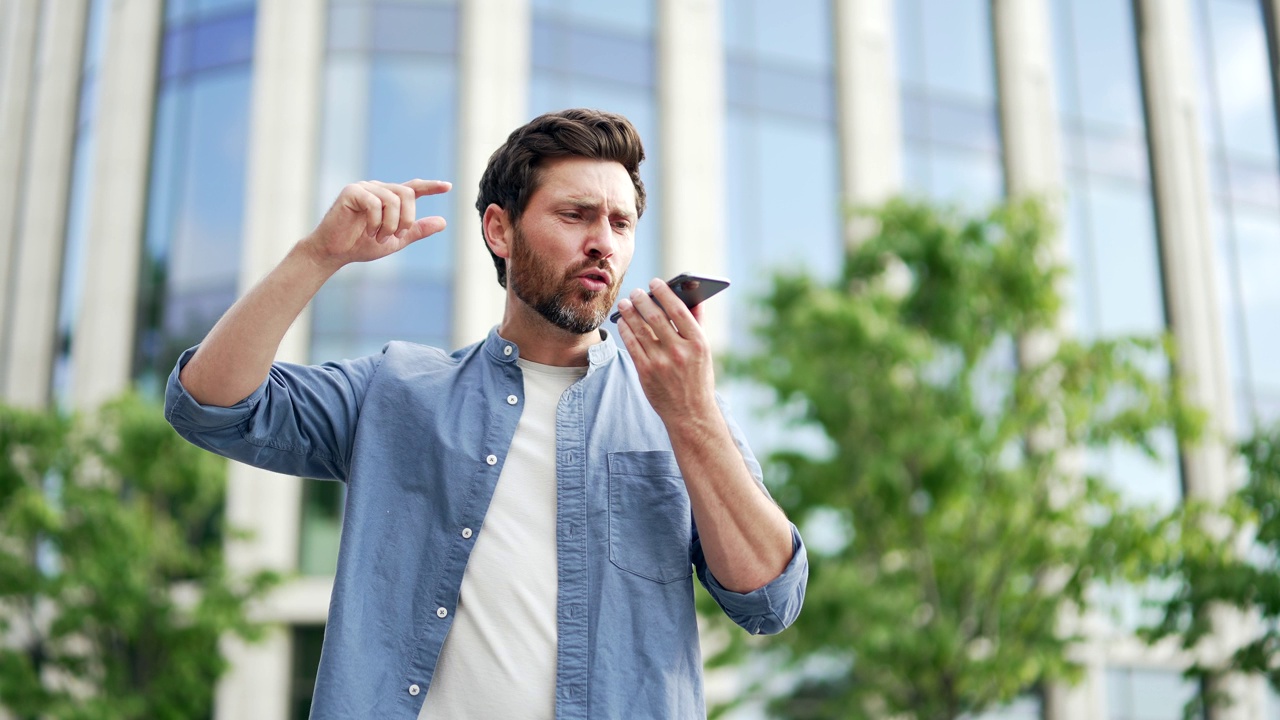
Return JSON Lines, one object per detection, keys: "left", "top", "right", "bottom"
{"left": 135, "top": 10, "right": 256, "bottom": 391}
{"left": 1083, "top": 180, "right": 1165, "bottom": 337}
{"left": 290, "top": 626, "right": 325, "bottom": 720}
{"left": 299, "top": 482, "right": 344, "bottom": 575}
{"left": 917, "top": 0, "right": 997, "bottom": 101}
{"left": 1105, "top": 667, "right": 1199, "bottom": 720}
{"left": 724, "top": 0, "right": 831, "bottom": 69}
{"left": 1057, "top": 0, "right": 1145, "bottom": 131}
{"left": 1203, "top": 0, "right": 1278, "bottom": 163}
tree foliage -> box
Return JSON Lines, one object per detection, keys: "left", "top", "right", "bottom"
{"left": 1143, "top": 423, "right": 1280, "bottom": 698}
{"left": 721, "top": 197, "right": 1199, "bottom": 719}
{"left": 0, "top": 395, "right": 278, "bottom": 719}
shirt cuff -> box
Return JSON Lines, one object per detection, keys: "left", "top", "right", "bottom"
{"left": 701, "top": 524, "right": 808, "bottom": 635}
{"left": 164, "top": 346, "right": 268, "bottom": 430}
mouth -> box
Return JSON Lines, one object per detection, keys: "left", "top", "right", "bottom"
{"left": 575, "top": 269, "right": 611, "bottom": 292}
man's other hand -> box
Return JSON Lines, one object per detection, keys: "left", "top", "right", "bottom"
{"left": 303, "top": 179, "right": 451, "bottom": 271}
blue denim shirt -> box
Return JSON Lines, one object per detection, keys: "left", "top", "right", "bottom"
{"left": 165, "top": 327, "right": 807, "bottom": 719}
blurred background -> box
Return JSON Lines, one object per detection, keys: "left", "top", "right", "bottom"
{"left": 1, "top": 0, "right": 1278, "bottom": 718}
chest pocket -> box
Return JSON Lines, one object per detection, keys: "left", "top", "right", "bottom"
{"left": 607, "top": 451, "right": 694, "bottom": 584}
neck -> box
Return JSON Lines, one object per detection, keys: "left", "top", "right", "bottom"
{"left": 497, "top": 294, "right": 602, "bottom": 367}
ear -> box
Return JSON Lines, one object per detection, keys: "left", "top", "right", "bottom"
{"left": 482, "top": 204, "right": 513, "bottom": 260}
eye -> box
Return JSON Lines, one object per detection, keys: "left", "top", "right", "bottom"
{"left": 613, "top": 219, "right": 632, "bottom": 230}
{"left": 561, "top": 211, "right": 583, "bottom": 221}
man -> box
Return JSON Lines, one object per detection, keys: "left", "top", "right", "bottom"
{"left": 166, "top": 109, "right": 806, "bottom": 719}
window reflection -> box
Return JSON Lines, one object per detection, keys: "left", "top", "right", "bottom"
{"left": 133, "top": 4, "right": 256, "bottom": 395}
{"left": 724, "top": 2, "right": 838, "bottom": 347}
{"left": 896, "top": 0, "right": 1005, "bottom": 208}
{"left": 723, "top": 0, "right": 830, "bottom": 70}
{"left": 1105, "top": 667, "right": 1200, "bottom": 720}
{"left": 897, "top": 0, "right": 998, "bottom": 101}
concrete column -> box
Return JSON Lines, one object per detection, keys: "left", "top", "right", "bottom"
{"left": 657, "top": 0, "right": 727, "bottom": 348}
{"left": 2, "top": 1, "right": 89, "bottom": 408}
{"left": 216, "top": 630, "right": 293, "bottom": 720}
{"left": 451, "top": 0, "right": 530, "bottom": 349}
{"left": 990, "top": 4, "right": 1092, "bottom": 717}
{"left": 214, "top": 1, "right": 326, "bottom": 718}
{"left": 833, "top": 0, "right": 901, "bottom": 240}
{"left": 69, "top": 0, "right": 162, "bottom": 411}
{"left": 1133, "top": 0, "right": 1235, "bottom": 501}
{"left": 993, "top": 0, "right": 1063, "bottom": 199}
{"left": 0, "top": 0, "right": 39, "bottom": 382}
{"left": 1136, "top": 2, "right": 1247, "bottom": 719}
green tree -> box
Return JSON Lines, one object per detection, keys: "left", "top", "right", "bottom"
{"left": 720, "top": 197, "right": 1198, "bottom": 719}
{"left": 1142, "top": 422, "right": 1280, "bottom": 709}
{"left": 0, "top": 395, "right": 278, "bottom": 719}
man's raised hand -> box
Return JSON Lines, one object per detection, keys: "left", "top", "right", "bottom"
{"left": 304, "top": 179, "right": 451, "bottom": 270}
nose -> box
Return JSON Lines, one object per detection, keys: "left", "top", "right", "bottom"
{"left": 584, "top": 216, "right": 616, "bottom": 259}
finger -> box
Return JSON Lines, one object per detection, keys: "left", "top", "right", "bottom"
{"left": 404, "top": 179, "right": 453, "bottom": 197}
{"left": 364, "top": 184, "right": 401, "bottom": 241}
{"left": 649, "top": 278, "right": 703, "bottom": 340}
{"left": 401, "top": 216, "right": 447, "bottom": 244}
{"left": 630, "top": 283, "right": 679, "bottom": 342}
{"left": 689, "top": 302, "right": 704, "bottom": 326}
{"left": 614, "top": 300, "right": 650, "bottom": 362}
{"left": 387, "top": 182, "right": 416, "bottom": 239}
{"left": 620, "top": 293, "right": 661, "bottom": 345}
{"left": 345, "top": 185, "right": 383, "bottom": 239}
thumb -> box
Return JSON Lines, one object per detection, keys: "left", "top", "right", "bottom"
{"left": 401, "top": 215, "right": 447, "bottom": 244}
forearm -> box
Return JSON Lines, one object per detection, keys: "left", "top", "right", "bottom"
{"left": 179, "top": 243, "right": 339, "bottom": 407}
{"left": 667, "top": 403, "right": 795, "bottom": 593}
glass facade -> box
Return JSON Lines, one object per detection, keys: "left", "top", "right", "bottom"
{"left": 896, "top": 0, "right": 1005, "bottom": 207}
{"left": 723, "top": 0, "right": 840, "bottom": 348}
{"left": 1050, "top": 0, "right": 1180, "bottom": 514}
{"left": 310, "top": 0, "right": 459, "bottom": 364}
{"left": 1105, "top": 667, "right": 1201, "bottom": 720}
{"left": 1190, "top": 0, "right": 1280, "bottom": 433}
{"left": 530, "top": 0, "right": 660, "bottom": 311}
{"left": 133, "top": 0, "right": 257, "bottom": 394}
{"left": 52, "top": 0, "right": 112, "bottom": 406}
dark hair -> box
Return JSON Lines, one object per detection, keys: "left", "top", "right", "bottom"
{"left": 476, "top": 108, "right": 647, "bottom": 287}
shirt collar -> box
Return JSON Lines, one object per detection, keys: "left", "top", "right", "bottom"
{"left": 482, "top": 326, "right": 619, "bottom": 369}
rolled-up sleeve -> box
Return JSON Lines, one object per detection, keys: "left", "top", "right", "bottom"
{"left": 694, "top": 525, "right": 808, "bottom": 635}
{"left": 164, "top": 345, "right": 384, "bottom": 481}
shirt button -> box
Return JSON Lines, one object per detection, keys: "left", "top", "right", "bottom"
{"left": 461, "top": 527, "right": 473, "bottom": 539}
{"left": 436, "top": 607, "right": 448, "bottom": 619}
{"left": 408, "top": 684, "right": 420, "bottom": 696}
{"left": 486, "top": 454, "right": 497, "bottom": 466}
{"left": 507, "top": 394, "right": 518, "bottom": 405}
{"left": 503, "top": 345, "right": 513, "bottom": 356}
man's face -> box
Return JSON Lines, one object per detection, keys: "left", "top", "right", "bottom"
{"left": 506, "top": 156, "right": 638, "bottom": 334}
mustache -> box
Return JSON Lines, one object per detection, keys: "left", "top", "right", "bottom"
{"left": 564, "top": 259, "right": 617, "bottom": 284}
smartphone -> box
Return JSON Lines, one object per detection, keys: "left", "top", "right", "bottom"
{"left": 610, "top": 272, "right": 731, "bottom": 323}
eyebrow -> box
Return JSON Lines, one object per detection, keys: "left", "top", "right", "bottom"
{"left": 564, "top": 197, "right": 637, "bottom": 221}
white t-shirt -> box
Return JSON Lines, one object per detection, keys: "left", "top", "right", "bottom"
{"left": 418, "top": 358, "right": 585, "bottom": 720}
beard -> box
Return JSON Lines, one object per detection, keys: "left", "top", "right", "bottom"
{"left": 508, "top": 226, "right": 622, "bottom": 334}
